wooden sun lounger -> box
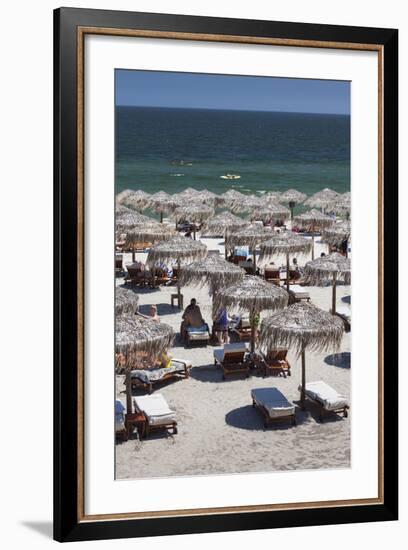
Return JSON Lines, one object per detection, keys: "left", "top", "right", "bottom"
{"left": 264, "top": 268, "right": 281, "bottom": 285}
{"left": 186, "top": 324, "right": 210, "bottom": 347}
{"left": 133, "top": 394, "right": 177, "bottom": 439}
{"left": 255, "top": 349, "right": 291, "bottom": 378}
{"left": 299, "top": 381, "right": 349, "bottom": 422}
{"left": 115, "top": 254, "right": 123, "bottom": 273}
{"left": 251, "top": 388, "right": 296, "bottom": 429}
{"left": 131, "top": 359, "right": 191, "bottom": 394}
{"left": 214, "top": 343, "right": 250, "bottom": 380}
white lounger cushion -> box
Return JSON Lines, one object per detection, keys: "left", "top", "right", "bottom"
{"left": 134, "top": 394, "right": 176, "bottom": 426}
{"left": 301, "top": 381, "right": 349, "bottom": 411}
{"left": 214, "top": 342, "right": 247, "bottom": 363}
{"left": 289, "top": 285, "right": 310, "bottom": 298}
{"left": 251, "top": 388, "right": 295, "bottom": 418}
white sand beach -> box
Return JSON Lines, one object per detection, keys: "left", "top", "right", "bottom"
{"left": 115, "top": 233, "right": 351, "bottom": 480}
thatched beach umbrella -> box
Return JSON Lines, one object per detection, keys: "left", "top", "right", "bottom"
{"left": 115, "top": 286, "right": 139, "bottom": 316}
{"left": 173, "top": 204, "right": 214, "bottom": 239}
{"left": 124, "top": 222, "right": 176, "bottom": 262}
{"left": 179, "top": 255, "right": 245, "bottom": 298}
{"left": 115, "top": 212, "right": 156, "bottom": 255}
{"left": 260, "top": 302, "right": 344, "bottom": 405}
{"left": 116, "top": 316, "right": 174, "bottom": 416}
{"left": 226, "top": 225, "right": 272, "bottom": 273}
{"left": 322, "top": 221, "right": 351, "bottom": 256}
{"left": 264, "top": 191, "right": 282, "bottom": 203}
{"left": 279, "top": 189, "right": 307, "bottom": 220}
{"left": 149, "top": 191, "right": 181, "bottom": 223}
{"left": 231, "top": 195, "right": 264, "bottom": 214}
{"left": 293, "top": 209, "right": 334, "bottom": 259}
{"left": 146, "top": 236, "right": 207, "bottom": 301}
{"left": 259, "top": 232, "right": 312, "bottom": 292}
{"left": 248, "top": 203, "right": 290, "bottom": 225}
{"left": 330, "top": 192, "right": 351, "bottom": 217}
{"left": 115, "top": 189, "right": 134, "bottom": 205}
{"left": 202, "top": 211, "right": 250, "bottom": 258}
{"left": 214, "top": 276, "right": 288, "bottom": 353}
{"left": 218, "top": 189, "right": 246, "bottom": 208}
{"left": 304, "top": 188, "right": 340, "bottom": 211}
{"left": 121, "top": 189, "right": 151, "bottom": 211}
{"left": 304, "top": 253, "right": 351, "bottom": 314}
{"left": 198, "top": 189, "right": 218, "bottom": 207}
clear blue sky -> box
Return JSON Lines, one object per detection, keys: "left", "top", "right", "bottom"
{"left": 115, "top": 70, "right": 350, "bottom": 115}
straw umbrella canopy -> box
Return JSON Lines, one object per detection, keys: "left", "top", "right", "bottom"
{"left": 115, "top": 203, "right": 133, "bottom": 216}
{"left": 115, "top": 286, "right": 139, "bottom": 316}
{"left": 260, "top": 302, "right": 344, "bottom": 405}
{"left": 303, "top": 253, "right": 351, "bottom": 314}
{"left": 121, "top": 189, "right": 151, "bottom": 211}
{"left": 304, "top": 188, "right": 340, "bottom": 211}
{"left": 259, "top": 232, "right": 312, "bottom": 292}
{"left": 293, "top": 209, "right": 334, "bottom": 259}
{"left": 172, "top": 204, "right": 214, "bottom": 239}
{"left": 264, "top": 191, "right": 282, "bottom": 203}
{"left": 248, "top": 203, "right": 290, "bottom": 225}
{"left": 179, "top": 255, "right": 245, "bottom": 298}
{"left": 322, "top": 221, "right": 351, "bottom": 256}
{"left": 279, "top": 189, "right": 307, "bottom": 220}
{"left": 197, "top": 189, "right": 218, "bottom": 207}
{"left": 115, "top": 212, "right": 156, "bottom": 251}
{"left": 201, "top": 211, "right": 250, "bottom": 258}
{"left": 115, "top": 189, "right": 134, "bottom": 205}
{"left": 146, "top": 236, "right": 207, "bottom": 300}
{"left": 149, "top": 191, "right": 181, "bottom": 222}
{"left": 329, "top": 192, "right": 351, "bottom": 217}
{"left": 218, "top": 189, "right": 246, "bottom": 208}
{"left": 226, "top": 225, "right": 272, "bottom": 273}
{"left": 124, "top": 222, "right": 176, "bottom": 262}
{"left": 230, "top": 195, "right": 264, "bottom": 213}
{"left": 213, "top": 275, "right": 288, "bottom": 353}
{"left": 116, "top": 315, "right": 174, "bottom": 415}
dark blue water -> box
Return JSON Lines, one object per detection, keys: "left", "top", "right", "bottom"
{"left": 115, "top": 106, "right": 350, "bottom": 197}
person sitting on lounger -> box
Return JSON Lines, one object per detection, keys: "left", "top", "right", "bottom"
{"left": 180, "top": 298, "right": 205, "bottom": 341}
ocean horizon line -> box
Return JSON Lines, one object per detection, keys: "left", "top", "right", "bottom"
{"left": 115, "top": 104, "right": 350, "bottom": 117}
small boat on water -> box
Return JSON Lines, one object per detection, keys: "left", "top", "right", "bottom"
{"left": 220, "top": 174, "right": 241, "bottom": 180}
{"left": 171, "top": 160, "right": 193, "bottom": 166}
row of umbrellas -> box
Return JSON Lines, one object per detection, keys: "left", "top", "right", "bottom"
{"left": 116, "top": 187, "right": 351, "bottom": 222}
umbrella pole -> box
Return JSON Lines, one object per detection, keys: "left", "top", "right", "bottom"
{"left": 224, "top": 230, "right": 228, "bottom": 260}
{"left": 286, "top": 252, "right": 290, "bottom": 293}
{"left": 160, "top": 212, "right": 163, "bottom": 223}
{"left": 250, "top": 313, "right": 256, "bottom": 354}
{"left": 132, "top": 245, "right": 135, "bottom": 263}
{"left": 193, "top": 226, "right": 196, "bottom": 240}
{"left": 332, "top": 273, "right": 337, "bottom": 314}
{"left": 311, "top": 224, "right": 315, "bottom": 260}
{"left": 177, "top": 259, "right": 181, "bottom": 302}
{"left": 300, "top": 348, "right": 306, "bottom": 408}
{"left": 125, "top": 368, "right": 132, "bottom": 423}
{"left": 253, "top": 247, "right": 257, "bottom": 274}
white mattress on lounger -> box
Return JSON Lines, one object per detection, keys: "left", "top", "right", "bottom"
{"left": 300, "top": 381, "right": 349, "bottom": 411}
{"left": 289, "top": 285, "right": 310, "bottom": 298}
{"left": 214, "top": 342, "right": 248, "bottom": 363}
{"left": 134, "top": 394, "right": 176, "bottom": 426}
{"left": 251, "top": 387, "right": 295, "bottom": 418}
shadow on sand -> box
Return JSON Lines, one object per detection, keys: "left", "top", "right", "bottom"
{"left": 324, "top": 352, "right": 351, "bottom": 369}
{"left": 225, "top": 404, "right": 309, "bottom": 431}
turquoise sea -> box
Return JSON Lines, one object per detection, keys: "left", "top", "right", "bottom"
{"left": 115, "top": 106, "right": 350, "bottom": 199}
